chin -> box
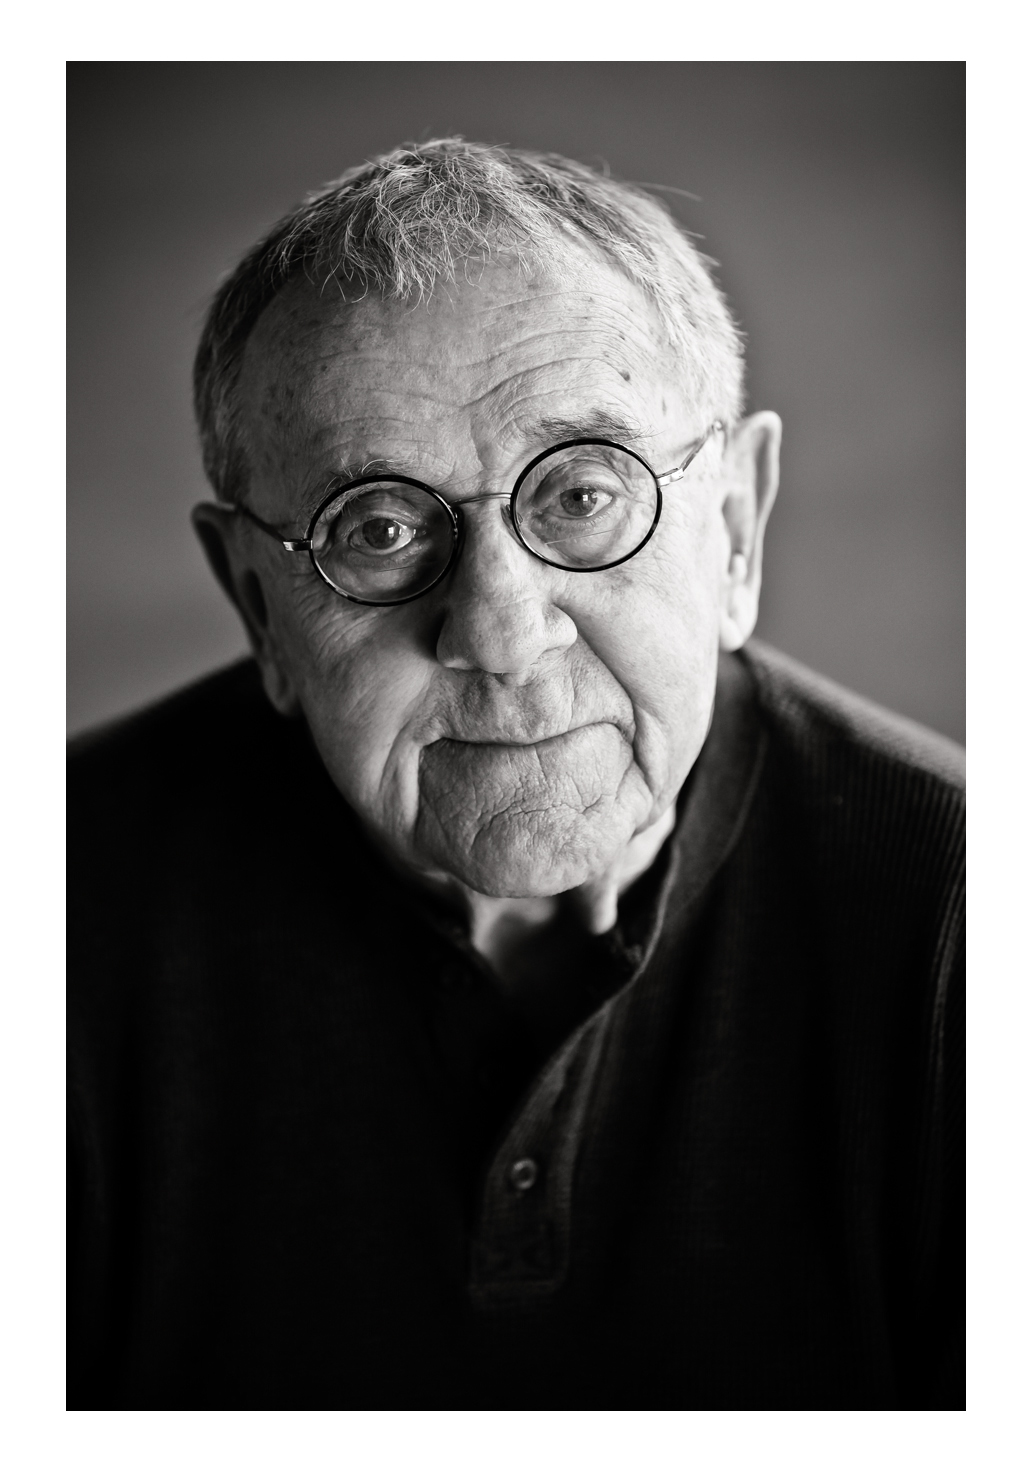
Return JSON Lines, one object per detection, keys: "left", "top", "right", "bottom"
{"left": 455, "top": 859, "right": 589, "bottom": 901}
{"left": 421, "top": 813, "right": 629, "bottom": 899}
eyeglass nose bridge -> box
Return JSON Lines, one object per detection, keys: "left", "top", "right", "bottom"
{"left": 450, "top": 489, "right": 513, "bottom": 510}
{"left": 449, "top": 489, "right": 523, "bottom": 550}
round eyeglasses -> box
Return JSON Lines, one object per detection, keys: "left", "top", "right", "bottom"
{"left": 224, "top": 423, "right": 723, "bottom": 607}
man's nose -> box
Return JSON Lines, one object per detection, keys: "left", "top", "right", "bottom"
{"left": 435, "top": 498, "right": 577, "bottom": 676}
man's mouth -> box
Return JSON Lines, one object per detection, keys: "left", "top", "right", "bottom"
{"left": 435, "top": 720, "right": 615, "bottom": 751}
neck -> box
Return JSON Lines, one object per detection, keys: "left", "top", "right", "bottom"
{"left": 421, "top": 803, "right": 678, "bottom": 989}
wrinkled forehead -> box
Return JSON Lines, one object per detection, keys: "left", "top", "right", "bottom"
{"left": 235, "top": 251, "right": 688, "bottom": 494}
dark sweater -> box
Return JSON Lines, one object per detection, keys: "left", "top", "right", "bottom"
{"left": 67, "top": 641, "right": 965, "bottom": 1408}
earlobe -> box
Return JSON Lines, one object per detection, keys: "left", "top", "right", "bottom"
{"left": 719, "top": 551, "right": 752, "bottom": 651}
{"left": 256, "top": 651, "right": 301, "bottom": 718}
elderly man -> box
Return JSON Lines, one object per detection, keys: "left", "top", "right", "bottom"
{"left": 68, "top": 140, "right": 964, "bottom": 1408}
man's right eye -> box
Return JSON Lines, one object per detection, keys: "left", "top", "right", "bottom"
{"left": 348, "top": 517, "right": 416, "bottom": 553}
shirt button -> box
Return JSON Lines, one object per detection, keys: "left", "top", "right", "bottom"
{"left": 509, "top": 1157, "right": 539, "bottom": 1192}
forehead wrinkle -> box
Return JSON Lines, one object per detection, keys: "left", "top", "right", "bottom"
{"left": 461, "top": 361, "right": 656, "bottom": 460}
{"left": 301, "top": 429, "right": 458, "bottom": 484}
{"left": 431, "top": 273, "right": 663, "bottom": 327}
{"left": 295, "top": 346, "right": 647, "bottom": 453}
{"left": 437, "top": 318, "right": 666, "bottom": 377}
{"left": 295, "top": 412, "right": 477, "bottom": 501}
{"left": 286, "top": 274, "right": 668, "bottom": 384}
{"left": 445, "top": 339, "right": 662, "bottom": 413}
{"left": 289, "top": 329, "right": 657, "bottom": 409}
{"left": 448, "top": 362, "right": 615, "bottom": 421}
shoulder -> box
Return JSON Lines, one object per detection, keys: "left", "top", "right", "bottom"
{"left": 66, "top": 658, "right": 328, "bottom": 830}
{"left": 67, "top": 659, "right": 327, "bottom": 907}
{"left": 740, "top": 639, "right": 964, "bottom": 794}
{"left": 67, "top": 661, "right": 354, "bottom": 1060}
{"left": 736, "top": 640, "right": 964, "bottom": 914}
{"left": 69, "top": 658, "right": 271, "bottom": 800}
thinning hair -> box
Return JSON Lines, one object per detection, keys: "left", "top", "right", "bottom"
{"left": 193, "top": 138, "right": 745, "bottom": 504}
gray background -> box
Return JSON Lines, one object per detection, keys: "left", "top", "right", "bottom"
{"left": 67, "top": 62, "right": 964, "bottom": 742}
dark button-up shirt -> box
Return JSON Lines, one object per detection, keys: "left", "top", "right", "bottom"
{"left": 68, "top": 642, "right": 965, "bottom": 1408}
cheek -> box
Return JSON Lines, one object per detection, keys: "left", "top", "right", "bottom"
{"left": 651, "top": 505, "right": 724, "bottom": 676}
{"left": 273, "top": 575, "right": 436, "bottom": 805}
{"left": 562, "top": 496, "right": 723, "bottom": 777}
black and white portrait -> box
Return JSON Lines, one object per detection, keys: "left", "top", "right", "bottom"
{"left": 66, "top": 62, "right": 965, "bottom": 1415}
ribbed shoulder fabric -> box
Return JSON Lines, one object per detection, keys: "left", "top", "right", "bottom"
{"left": 739, "top": 640, "right": 964, "bottom": 999}
{"left": 743, "top": 640, "right": 963, "bottom": 788}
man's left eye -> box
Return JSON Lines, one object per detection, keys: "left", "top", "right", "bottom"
{"left": 351, "top": 517, "right": 416, "bottom": 551}
{"left": 557, "top": 487, "right": 610, "bottom": 518}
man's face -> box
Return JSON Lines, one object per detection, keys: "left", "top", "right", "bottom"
{"left": 229, "top": 252, "right": 742, "bottom": 898}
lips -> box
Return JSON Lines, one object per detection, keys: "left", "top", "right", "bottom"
{"left": 438, "top": 720, "right": 605, "bottom": 749}
{"left": 418, "top": 665, "right": 637, "bottom": 753}
{"left": 419, "top": 722, "right": 634, "bottom": 815}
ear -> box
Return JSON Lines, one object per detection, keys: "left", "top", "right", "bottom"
{"left": 717, "top": 411, "right": 781, "bottom": 652}
{"left": 191, "top": 503, "right": 300, "bottom": 716}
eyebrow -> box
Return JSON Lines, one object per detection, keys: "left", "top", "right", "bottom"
{"left": 298, "top": 457, "right": 395, "bottom": 521}
{"left": 534, "top": 410, "right": 645, "bottom": 445}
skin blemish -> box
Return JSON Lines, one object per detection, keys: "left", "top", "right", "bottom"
{"left": 620, "top": 369, "right": 631, "bottom": 382}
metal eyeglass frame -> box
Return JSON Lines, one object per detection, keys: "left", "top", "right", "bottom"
{"left": 222, "top": 420, "right": 725, "bottom": 607}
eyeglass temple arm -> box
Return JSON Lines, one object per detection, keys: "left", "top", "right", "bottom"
{"left": 225, "top": 501, "right": 312, "bottom": 552}
{"left": 655, "top": 420, "right": 726, "bottom": 488}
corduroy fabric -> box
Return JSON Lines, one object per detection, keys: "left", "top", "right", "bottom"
{"left": 67, "top": 641, "right": 964, "bottom": 1408}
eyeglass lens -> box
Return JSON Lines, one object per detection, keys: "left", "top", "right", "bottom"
{"left": 513, "top": 443, "right": 658, "bottom": 570}
{"left": 310, "top": 443, "right": 659, "bottom": 604}
{"left": 311, "top": 481, "right": 456, "bottom": 603}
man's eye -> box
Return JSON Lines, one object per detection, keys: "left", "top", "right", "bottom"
{"left": 348, "top": 517, "right": 416, "bottom": 552}
{"left": 557, "top": 487, "right": 611, "bottom": 518}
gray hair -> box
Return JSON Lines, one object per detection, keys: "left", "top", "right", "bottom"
{"left": 193, "top": 138, "right": 745, "bottom": 504}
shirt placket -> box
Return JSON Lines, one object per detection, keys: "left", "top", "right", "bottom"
{"left": 468, "top": 1005, "right": 612, "bottom": 1306}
